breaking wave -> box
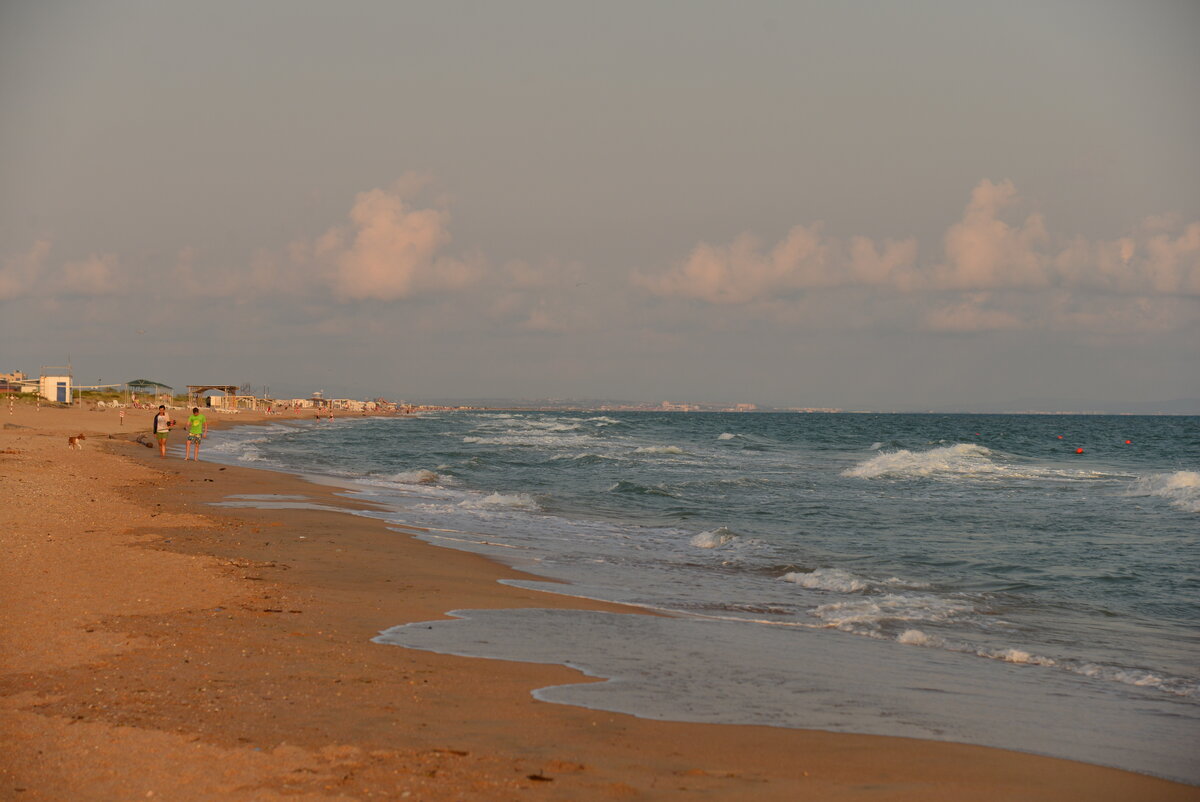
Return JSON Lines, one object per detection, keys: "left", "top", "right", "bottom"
{"left": 1128, "top": 471, "right": 1200, "bottom": 512}
{"left": 811, "top": 593, "right": 975, "bottom": 630}
{"left": 843, "top": 443, "right": 1001, "bottom": 479}
{"left": 386, "top": 469, "right": 442, "bottom": 485}
{"left": 781, "top": 568, "right": 869, "bottom": 593}
{"left": 459, "top": 492, "right": 540, "bottom": 511}
{"left": 553, "top": 452, "right": 625, "bottom": 464}
{"left": 238, "top": 445, "right": 265, "bottom": 462}
{"left": 780, "top": 568, "right": 930, "bottom": 595}
{"left": 690, "top": 527, "right": 740, "bottom": 549}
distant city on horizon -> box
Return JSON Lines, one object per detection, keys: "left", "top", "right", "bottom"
{"left": 398, "top": 396, "right": 1200, "bottom": 416}
{"left": 4, "top": 368, "right": 1197, "bottom": 417}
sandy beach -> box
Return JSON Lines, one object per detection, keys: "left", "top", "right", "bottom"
{"left": 2, "top": 404, "right": 1196, "bottom": 801}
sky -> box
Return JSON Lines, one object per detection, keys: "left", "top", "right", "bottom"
{"left": 2, "top": 0, "right": 1198, "bottom": 410}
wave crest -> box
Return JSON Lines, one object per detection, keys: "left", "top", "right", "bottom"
{"left": 811, "top": 593, "right": 974, "bottom": 630}
{"left": 387, "top": 469, "right": 441, "bottom": 485}
{"left": 1129, "top": 471, "right": 1200, "bottom": 513}
{"left": 690, "top": 527, "right": 739, "bottom": 549}
{"left": 781, "top": 568, "right": 869, "bottom": 593}
{"left": 459, "top": 492, "right": 540, "bottom": 510}
{"left": 608, "top": 480, "right": 678, "bottom": 497}
{"left": 633, "top": 445, "right": 686, "bottom": 455}
{"left": 842, "top": 443, "right": 999, "bottom": 479}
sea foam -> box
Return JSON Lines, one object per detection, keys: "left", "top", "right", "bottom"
{"left": 897, "top": 628, "right": 940, "bottom": 646}
{"left": 238, "top": 445, "right": 265, "bottom": 462}
{"left": 387, "top": 469, "right": 442, "bottom": 485}
{"left": 690, "top": 527, "right": 739, "bottom": 549}
{"left": 811, "top": 593, "right": 974, "bottom": 631}
{"left": 1128, "top": 471, "right": 1200, "bottom": 512}
{"left": 459, "top": 492, "right": 540, "bottom": 511}
{"left": 842, "top": 443, "right": 1001, "bottom": 479}
{"left": 781, "top": 568, "right": 869, "bottom": 593}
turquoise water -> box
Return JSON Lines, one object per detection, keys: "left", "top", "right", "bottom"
{"left": 204, "top": 412, "right": 1199, "bottom": 781}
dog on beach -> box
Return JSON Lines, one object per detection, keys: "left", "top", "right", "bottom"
{"left": 68, "top": 433, "right": 86, "bottom": 450}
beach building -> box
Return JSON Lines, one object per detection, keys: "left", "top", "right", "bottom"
{"left": 39, "top": 368, "right": 73, "bottom": 403}
{"left": 187, "top": 384, "right": 284, "bottom": 412}
{"left": 39, "top": 376, "right": 71, "bottom": 402}
{"left": 0, "top": 371, "right": 33, "bottom": 394}
{"left": 187, "top": 384, "right": 242, "bottom": 410}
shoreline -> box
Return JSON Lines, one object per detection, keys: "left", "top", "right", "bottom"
{"left": 2, "top": 405, "right": 1197, "bottom": 800}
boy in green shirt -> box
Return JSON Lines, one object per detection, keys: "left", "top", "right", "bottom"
{"left": 185, "top": 407, "right": 208, "bottom": 461}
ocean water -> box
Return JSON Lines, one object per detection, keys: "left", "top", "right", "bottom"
{"left": 202, "top": 412, "right": 1199, "bottom": 782}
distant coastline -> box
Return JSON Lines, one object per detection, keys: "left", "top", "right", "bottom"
{"left": 396, "top": 398, "right": 1200, "bottom": 416}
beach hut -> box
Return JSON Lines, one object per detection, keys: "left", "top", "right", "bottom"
{"left": 37, "top": 364, "right": 75, "bottom": 403}
{"left": 39, "top": 375, "right": 72, "bottom": 403}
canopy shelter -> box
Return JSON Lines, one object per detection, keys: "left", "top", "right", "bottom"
{"left": 120, "top": 379, "right": 174, "bottom": 406}
{"left": 188, "top": 384, "right": 245, "bottom": 410}
{"left": 125, "top": 379, "right": 174, "bottom": 392}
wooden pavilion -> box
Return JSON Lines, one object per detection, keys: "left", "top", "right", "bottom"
{"left": 187, "top": 384, "right": 245, "bottom": 410}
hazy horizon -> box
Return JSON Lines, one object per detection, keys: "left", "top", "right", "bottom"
{"left": 3, "top": 2, "right": 1198, "bottom": 410}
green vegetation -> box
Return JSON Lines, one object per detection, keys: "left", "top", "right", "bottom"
{"left": 78, "top": 390, "right": 123, "bottom": 402}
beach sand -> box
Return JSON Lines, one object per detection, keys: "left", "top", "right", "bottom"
{"left": 2, "top": 403, "right": 1196, "bottom": 801}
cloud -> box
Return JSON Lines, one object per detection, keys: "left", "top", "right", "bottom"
{"left": 95, "top": 175, "right": 486, "bottom": 307}
{"left": 318, "top": 180, "right": 482, "bottom": 301}
{"left": 0, "top": 240, "right": 51, "bottom": 300}
{"left": 487, "top": 259, "right": 589, "bottom": 333}
{"left": 1055, "top": 220, "right": 1200, "bottom": 296}
{"left": 636, "top": 179, "right": 1200, "bottom": 333}
{"left": 633, "top": 225, "right": 917, "bottom": 304}
{"left": 12, "top": 176, "right": 1196, "bottom": 346}
{"left": 58, "top": 253, "right": 121, "bottom": 296}
{"left": 922, "top": 292, "right": 1024, "bottom": 332}
{"left": 937, "top": 179, "right": 1050, "bottom": 289}
{"left": 163, "top": 176, "right": 486, "bottom": 306}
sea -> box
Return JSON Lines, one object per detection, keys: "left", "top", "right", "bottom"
{"left": 200, "top": 411, "right": 1199, "bottom": 783}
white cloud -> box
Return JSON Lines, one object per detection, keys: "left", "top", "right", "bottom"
{"left": 319, "top": 180, "right": 482, "bottom": 302}
{"left": 1055, "top": 220, "right": 1200, "bottom": 296}
{"left": 166, "top": 176, "right": 485, "bottom": 305}
{"left": 937, "top": 179, "right": 1049, "bottom": 290}
{"left": 637, "top": 179, "right": 1200, "bottom": 333}
{"left": 633, "top": 225, "right": 917, "bottom": 304}
{"left": 58, "top": 253, "right": 121, "bottom": 296}
{"left": 0, "top": 240, "right": 51, "bottom": 300}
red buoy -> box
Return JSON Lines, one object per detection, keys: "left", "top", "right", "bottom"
{"left": 1075, "top": 447, "right": 1084, "bottom": 454}
{"left": 1125, "top": 440, "right": 1132, "bottom": 445}
{"left": 1057, "top": 435, "right": 1064, "bottom": 439}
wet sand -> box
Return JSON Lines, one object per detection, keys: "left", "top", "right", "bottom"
{"left": 2, "top": 403, "right": 1196, "bottom": 800}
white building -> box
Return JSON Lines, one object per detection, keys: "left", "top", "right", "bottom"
{"left": 39, "top": 375, "right": 72, "bottom": 403}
